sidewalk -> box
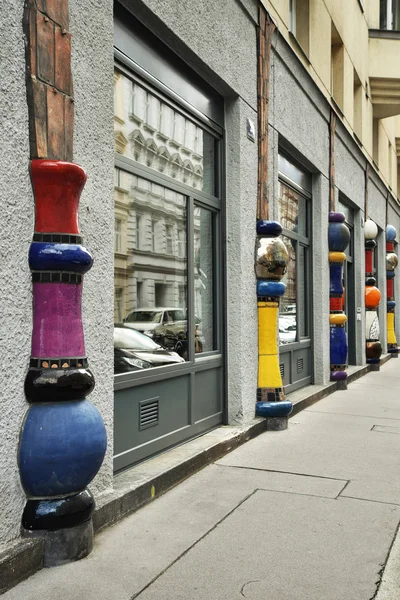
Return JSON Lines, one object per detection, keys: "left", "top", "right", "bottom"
{"left": 4, "top": 359, "right": 400, "bottom": 600}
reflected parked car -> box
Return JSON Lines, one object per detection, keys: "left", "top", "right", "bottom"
{"left": 123, "top": 308, "right": 186, "bottom": 335}
{"left": 123, "top": 308, "right": 204, "bottom": 358}
{"left": 279, "top": 315, "right": 296, "bottom": 344}
{"left": 114, "top": 325, "right": 185, "bottom": 374}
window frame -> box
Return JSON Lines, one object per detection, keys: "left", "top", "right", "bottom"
{"left": 113, "top": 57, "right": 224, "bottom": 389}
{"left": 277, "top": 174, "right": 312, "bottom": 347}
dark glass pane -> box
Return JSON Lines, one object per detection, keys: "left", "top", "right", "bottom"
{"left": 278, "top": 182, "right": 307, "bottom": 236}
{"left": 194, "top": 207, "right": 215, "bottom": 353}
{"left": 114, "top": 170, "right": 189, "bottom": 373}
{"left": 114, "top": 70, "right": 216, "bottom": 195}
{"left": 298, "top": 244, "right": 307, "bottom": 338}
{"left": 279, "top": 235, "right": 297, "bottom": 345}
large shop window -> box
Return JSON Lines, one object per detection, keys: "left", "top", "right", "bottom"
{"left": 113, "top": 69, "right": 221, "bottom": 376}
{"left": 277, "top": 153, "right": 312, "bottom": 392}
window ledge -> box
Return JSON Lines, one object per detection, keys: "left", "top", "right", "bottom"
{"left": 369, "top": 29, "right": 400, "bottom": 39}
{"left": 353, "top": 132, "right": 363, "bottom": 148}
{"left": 331, "top": 97, "right": 344, "bottom": 119}
{"left": 288, "top": 32, "right": 311, "bottom": 65}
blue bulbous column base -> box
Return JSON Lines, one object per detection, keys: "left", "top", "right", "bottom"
{"left": 256, "top": 400, "right": 293, "bottom": 418}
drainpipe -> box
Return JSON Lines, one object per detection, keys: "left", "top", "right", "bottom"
{"left": 18, "top": 0, "right": 107, "bottom": 566}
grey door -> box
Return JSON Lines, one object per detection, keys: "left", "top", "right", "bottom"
{"left": 278, "top": 155, "right": 313, "bottom": 393}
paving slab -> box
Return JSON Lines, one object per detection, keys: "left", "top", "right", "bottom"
{"left": 218, "top": 410, "right": 400, "bottom": 483}
{"left": 1, "top": 465, "right": 345, "bottom": 600}
{"left": 136, "top": 491, "right": 400, "bottom": 600}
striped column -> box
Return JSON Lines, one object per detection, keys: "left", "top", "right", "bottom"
{"left": 18, "top": 160, "right": 107, "bottom": 566}
{"left": 386, "top": 225, "right": 399, "bottom": 356}
{"left": 255, "top": 220, "right": 292, "bottom": 428}
{"left": 328, "top": 212, "right": 350, "bottom": 387}
{"left": 364, "top": 218, "right": 382, "bottom": 368}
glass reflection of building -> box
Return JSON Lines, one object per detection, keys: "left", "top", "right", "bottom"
{"left": 279, "top": 185, "right": 297, "bottom": 308}
{"left": 113, "top": 70, "right": 208, "bottom": 328}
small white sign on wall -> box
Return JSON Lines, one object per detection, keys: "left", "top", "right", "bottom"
{"left": 247, "top": 118, "right": 255, "bottom": 142}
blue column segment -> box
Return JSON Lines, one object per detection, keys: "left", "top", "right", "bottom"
{"left": 19, "top": 401, "right": 106, "bottom": 497}
{"left": 29, "top": 243, "right": 93, "bottom": 273}
{"left": 257, "top": 280, "right": 286, "bottom": 297}
{"left": 330, "top": 327, "right": 347, "bottom": 366}
{"left": 329, "top": 263, "right": 344, "bottom": 296}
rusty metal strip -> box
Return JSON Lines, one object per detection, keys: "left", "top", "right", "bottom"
{"left": 257, "top": 6, "right": 275, "bottom": 221}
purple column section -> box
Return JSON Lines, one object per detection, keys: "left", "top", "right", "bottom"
{"left": 31, "top": 283, "right": 85, "bottom": 357}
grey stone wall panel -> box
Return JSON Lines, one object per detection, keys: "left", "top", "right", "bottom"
{"left": 120, "top": 0, "right": 258, "bottom": 109}
{"left": 270, "top": 42, "right": 330, "bottom": 179}
{"left": 225, "top": 98, "right": 258, "bottom": 425}
{"left": 335, "top": 135, "right": 365, "bottom": 211}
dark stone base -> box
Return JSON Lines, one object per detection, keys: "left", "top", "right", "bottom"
{"left": 337, "top": 379, "right": 348, "bottom": 390}
{"left": 265, "top": 416, "right": 288, "bottom": 431}
{"left": 369, "top": 363, "right": 380, "bottom": 371}
{"left": 391, "top": 353, "right": 399, "bottom": 358}
{"left": 23, "top": 519, "right": 93, "bottom": 567}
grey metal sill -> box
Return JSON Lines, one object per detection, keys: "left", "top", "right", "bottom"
{"left": 114, "top": 354, "right": 223, "bottom": 391}
{"left": 369, "top": 29, "right": 400, "bottom": 39}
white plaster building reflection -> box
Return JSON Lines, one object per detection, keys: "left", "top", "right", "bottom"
{"left": 114, "top": 71, "right": 214, "bottom": 351}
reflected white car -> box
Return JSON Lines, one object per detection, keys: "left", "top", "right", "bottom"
{"left": 279, "top": 316, "right": 296, "bottom": 344}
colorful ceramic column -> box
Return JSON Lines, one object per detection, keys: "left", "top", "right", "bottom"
{"left": 365, "top": 218, "right": 382, "bottom": 368}
{"left": 386, "top": 225, "right": 399, "bottom": 356}
{"left": 255, "top": 221, "right": 292, "bottom": 427}
{"left": 19, "top": 0, "right": 107, "bottom": 566}
{"left": 328, "top": 212, "right": 350, "bottom": 387}
{"left": 18, "top": 161, "right": 107, "bottom": 565}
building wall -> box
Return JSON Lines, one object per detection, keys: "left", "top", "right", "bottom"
{"left": 0, "top": 0, "right": 32, "bottom": 553}
{"left": 0, "top": 0, "right": 114, "bottom": 550}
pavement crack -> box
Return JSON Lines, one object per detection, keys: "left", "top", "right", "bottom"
{"left": 336, "top": 480, "right": 351, "bottom": 499}
{"left": 337, "top": 495, "right": 400, "bottom": 508}
{"left": 130, "top": 489, "right": 259, "bottom": 599}
{"left": 304, "top": 410, "right": 400, "bottom": 421}
{"left": 369, "top": 518, "right": 400, "bottom": 599}
{"left": 240, "top": 580, "right": 260, "bottom": 597}
{"left": 216, "top": 463, "right": 347, "bottom": 482}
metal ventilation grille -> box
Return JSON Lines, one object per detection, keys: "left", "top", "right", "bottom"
{"left": 279, "top": 363, "right": 284, "bottom": 378}
{"left": 297, "top": 358, "right": 304, "bottom": 373}
{"left": 139, "top": 398, "right": 159, "bottom": 430}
